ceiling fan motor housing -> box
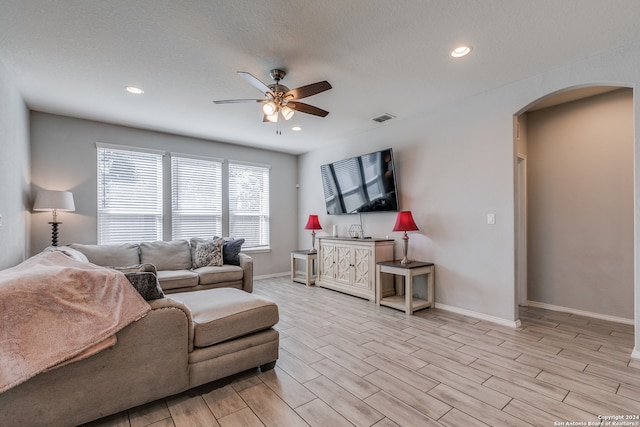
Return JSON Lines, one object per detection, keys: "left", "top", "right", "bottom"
{"left": 268, "top": 84, "right": 290, "bottom": 97}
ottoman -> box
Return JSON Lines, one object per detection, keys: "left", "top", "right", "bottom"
{"left": 168, "top": 287, "right": 280, "bottom": 386}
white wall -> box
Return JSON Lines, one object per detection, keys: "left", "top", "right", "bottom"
{"left": 299, "top": 39, "right": 640, "bottom": 347}
{"left": 527, "top": 89, "right": 634, "bottom": 320}
{"left": 29, "top": 112, "right": 298, "bottom": 276}
{"left": 0, "top": 58, "right": 30, "bottom": 270}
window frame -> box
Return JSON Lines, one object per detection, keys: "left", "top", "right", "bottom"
{"left": 227, "top": 160, "right": 271, "bottom": 250}
{"left": 170, "top": 153, "right": 224, "bottom": 240}
{"left": 96, "top": 143, "right": 165, "bottom": 245}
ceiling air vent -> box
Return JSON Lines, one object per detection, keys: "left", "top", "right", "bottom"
{"left": 371, "top": 113, "right": 395, "bottom": 123}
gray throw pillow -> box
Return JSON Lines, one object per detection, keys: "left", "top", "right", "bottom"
{"left": 223, "top": 238, "right": 245, "bottom": 266}
{"left": 113, "top": 264, "right": 165, "bottom": 301}
{"left": 193, "top": 238, "right": 224, "bottom": 268}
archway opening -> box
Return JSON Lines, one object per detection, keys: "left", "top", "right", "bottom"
{"left": 515, "top": 85, "right": 634, "bottom": 325}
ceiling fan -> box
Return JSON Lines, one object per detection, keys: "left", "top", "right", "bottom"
{"left": 213, "top": 69, "right": 332, "bottom": 123}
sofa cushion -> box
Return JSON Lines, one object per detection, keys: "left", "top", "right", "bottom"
{"left": 194, "top": 265, "right": 244, "bottom": 285}
{"left": 69, "top": 243, "right": 140, "bottom": 267}
{"left": 139, "top": 240, "right": 192, "bottom": 270}
{"left": 156, "top": 270, "right": 199, "bottom": 290}
{"left": 169, "top": 288, "right": 279, "bottom": 348}
{"left": 223, "top": 238, "right": 245, "bottom": 266}
{"left": 192, "top": 238, "right": 224, "bottom": 268}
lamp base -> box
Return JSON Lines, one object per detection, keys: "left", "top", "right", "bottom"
{"left": 309, "top": 230, "right": 317, "bottom": 253}
{"left": 48, "top": 221, "right": 62, "bottom": 247}
{"left": 400, "top": 232, "right": 411, "bottom": 264}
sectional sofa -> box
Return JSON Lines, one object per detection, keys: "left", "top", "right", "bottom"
{"left": 0, "top": 239, "right": 279, "bottom": 427}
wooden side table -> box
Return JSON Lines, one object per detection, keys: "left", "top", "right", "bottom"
{"left": 291, "top": 250, "right": 317, "bottom": 286}
{"left": 376, "top": 261, "right": 435, "bottom": 314}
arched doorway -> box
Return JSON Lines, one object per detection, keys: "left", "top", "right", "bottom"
{"left": 515, "top": 85, "right": 634, "bottom": 325}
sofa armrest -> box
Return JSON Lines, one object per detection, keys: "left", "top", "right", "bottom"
{"left": 239, "top": 253, "right": 253, "bottom": 293}
{"left": 149, "top": 297, "right": 195, "bottom": 352}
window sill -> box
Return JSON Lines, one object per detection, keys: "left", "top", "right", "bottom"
{"left": 242, "top": 247, "right": 272, "bottom": 254}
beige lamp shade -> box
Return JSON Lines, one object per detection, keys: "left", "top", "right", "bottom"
{"left": 33, "top": 190, "right": 75, "bottom": 221}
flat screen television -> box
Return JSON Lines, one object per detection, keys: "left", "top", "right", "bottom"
{"left": 320, "top": 148, "right": 399, "bottom": 215}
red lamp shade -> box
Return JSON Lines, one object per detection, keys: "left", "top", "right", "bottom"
{"left": 392, "top": 211, "right": 419, "bottom": 232}
{"left": 304, "top": 214, "right": 322, "bottom": 230}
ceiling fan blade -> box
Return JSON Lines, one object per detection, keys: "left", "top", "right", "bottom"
{"left": 285, "top": 81, "right": 332, "bottom": 100}
{"left": 288, "top": 102, "right": 330, "bottom": 117}
{"left": 237, "top": 71, "right": 272, "bottom": 95}
{"left": 213, "top": 99, "right": 264, "bottom": 104}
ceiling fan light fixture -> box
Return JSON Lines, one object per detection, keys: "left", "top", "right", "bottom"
{"left": 266, "top": 111, "right": 279, "bottom": 123}
{"left": 262, "top": 101, "right": 277, "bottom": 115}
{"left": 281, "top": 105, "right": 294, "bottom": 120}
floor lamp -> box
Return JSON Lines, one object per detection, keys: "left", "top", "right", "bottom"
{"left": 33, "top": 190, "right": 75, "bottom": 246}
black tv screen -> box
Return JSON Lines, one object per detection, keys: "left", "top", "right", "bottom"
{"left": 320, "top": 148, "right": 399, "bottom": 214}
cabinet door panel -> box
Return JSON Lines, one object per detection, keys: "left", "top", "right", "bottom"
{"left": 352, "top": 247, "right": 372, "bottom": 289}
{"left": 335, "top": 245, "right": 352, "bottom": 284}
{"left": 319, "top": 243, "right": 336, "bottom": 280}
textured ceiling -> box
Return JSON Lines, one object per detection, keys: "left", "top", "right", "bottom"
{"left": 2, "top": 1, "right": 640, "bottom": 154}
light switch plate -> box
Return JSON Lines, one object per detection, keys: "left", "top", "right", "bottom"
{"left": 487, "top": 213, "right": 496, "bottom": 225}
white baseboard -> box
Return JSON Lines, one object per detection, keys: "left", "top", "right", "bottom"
{"left": 632, "top": 348, "right": 640, "bottom": 360}
{"left": 255, "top": 272, "right": 290, "bottom": 280}
{"left": 526, "top": 301, "right": 634, "bottom": 325}
{"left": 435, "top": 303, "right": 522, "bottom": 328}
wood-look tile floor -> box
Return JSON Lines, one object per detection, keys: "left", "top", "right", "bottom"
{"left": 86, "top": 276, "right": 639, "bottom": 427}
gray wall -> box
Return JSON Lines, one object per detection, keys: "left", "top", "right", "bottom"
{"left": 298, "top": 39, "right": 640, "bottom": 341}
{"left": 0, "top": 59, "right": 30, "bottom": 270}
{"left": 526, "top": 89, "right": 634, "bottom": 319}
{"left": 29, "top": 112, "right": 297, "bottom": 276}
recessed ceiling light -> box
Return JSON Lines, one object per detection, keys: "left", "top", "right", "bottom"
{"left": 292, "top": 126, "right": 302, "bottom": 131}
{"left": 125, "top": 86, "right": 144, "bottom": 94}
{"left": 450, "top": 46, "right": 472, "bottom": 58}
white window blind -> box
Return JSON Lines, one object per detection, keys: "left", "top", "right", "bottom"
{"left": 228, "top": 162, "right": 270, "bottom": 249}
{"left": 171, "top": 154, "right": 223, "bottom": 239}
{"left": 97, "top": 145, "right": 163, "bottom": 244}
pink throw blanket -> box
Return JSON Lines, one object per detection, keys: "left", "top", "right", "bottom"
{"left": 0, "top": 251, "right": 150, "bottom": 393}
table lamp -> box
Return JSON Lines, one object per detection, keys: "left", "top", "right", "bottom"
{"left": 304, "top": 214, "right": 322, "bottom": 253}
{"left": 33, "top": 190, "right": 75, "bottom": 246}
{"left": 392, "top": 210, "right": 419, "bottom": 264}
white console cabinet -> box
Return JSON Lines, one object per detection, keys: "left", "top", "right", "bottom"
{"left": 317, "top": 237, "right": 394, "bottom": 301}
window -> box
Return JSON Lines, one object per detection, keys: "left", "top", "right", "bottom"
{"left": 228, "top": 162, "right": 270, "bottom": 249}
{"left": 97, "top": 144, "right": 163, "bottom": 244}
{"left": 97, "top": 145, "right": 271, "bottom": 249}
{"left": 171, "top": 154, "right": 223, "bottom": 240}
